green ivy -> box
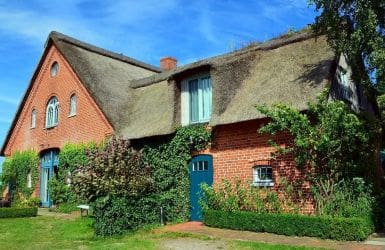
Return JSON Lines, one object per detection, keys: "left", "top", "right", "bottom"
{"left": 48, "top": 142, "right": 95, "bottom": 205}
{"left": 0, "top": 150, "right": 39, "bottom": 203}
{"left": 142, "top": 124, "right": 211, "bottom": 222}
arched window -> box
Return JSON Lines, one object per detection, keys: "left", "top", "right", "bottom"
{"left": 69, "top": 94, "right": 77, "bottom": 116}
{"left": 31, "top": 109, "right": 36, "bottom": 128}
{"left": 46, "top": 97, "right": 59, "bottom": 128}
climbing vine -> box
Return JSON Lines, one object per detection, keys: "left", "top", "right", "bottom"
{"left": 0, "top": 150, "right": 39, "bottom": 203}
{"left": 48, "top": 142, "right": 96, "bottom": 204}
{"left": 142, "top": 124, "right": 212, "bottom": 221}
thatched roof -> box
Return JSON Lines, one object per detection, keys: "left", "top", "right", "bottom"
{"left": 126, "top": 32, "right": 335, "bottom": 139}
{"left": 1, "top": 31, "right": 161, "bottom": 155}
{"left": 50, "top": 32, "right": 161, "bottom": 131}
{"left": 1, "top": 30, "right": 336, "bottom": 155}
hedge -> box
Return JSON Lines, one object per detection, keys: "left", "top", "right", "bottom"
{"left": 203, "top": 210, "right": 374, "bottom": 241}
{"left": 0, "top": 207, "right": 38, "bottom": 218}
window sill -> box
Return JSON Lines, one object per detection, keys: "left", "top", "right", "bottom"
{"left": 251, "top": 182, "right": 274, "bottom": 187}
{"left": 44, "top": 125, "right": 58, "bottom": 130}
{"left": 68, "top": 114, "right": 76, "bottom": 118}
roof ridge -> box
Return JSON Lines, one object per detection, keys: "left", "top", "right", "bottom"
{"left": 131, "top": 31, "right": 318, "bottom": 88}
{"left": 48, "top": 31, "right": 162, "bottom": 73}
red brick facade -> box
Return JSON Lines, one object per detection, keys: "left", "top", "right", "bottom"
{"left": 3, "top": 44, "right": 113, "bottom": 157}
{"left": 200, "top": 120, "right": 314, "bottom": 213}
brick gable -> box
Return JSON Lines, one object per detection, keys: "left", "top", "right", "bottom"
{"left": 3, "top": 44, "right": 113, "bottom": 156}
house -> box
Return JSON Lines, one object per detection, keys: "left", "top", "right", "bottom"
{"left": 0, "top": 31, "right": 366, "bottom": 218}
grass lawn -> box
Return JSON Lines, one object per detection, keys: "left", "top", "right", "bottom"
{"left": 0, "top": 215, "right": 324, "bottom": 250}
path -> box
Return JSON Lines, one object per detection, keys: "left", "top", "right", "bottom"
{"left": 162, "top": 222, "right": 385, "bottom": 250}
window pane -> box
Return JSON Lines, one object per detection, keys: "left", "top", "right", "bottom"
{"left": 31, "top": 110, "right": 36, "bottom": 128}
{"left": 70, "top": 95, "right": 77, "bottom": 115}
{"left": 203, "top": 161, "right": 208, "bottom": 171}
{"left": 198, "top": 161, "right": 203, "bottom": 171}
{"left": 189, "top": 79, "right": 199, "bottom": 123}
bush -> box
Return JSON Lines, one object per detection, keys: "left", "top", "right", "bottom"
{"left": 49, "top": 203, "right": 78, "bottom": 214}
{"left": 313, "top": 178, "right": 374, "bottom": 218}
{"left": 0, "top": 207, "right": 38, "bottom": 218}
{"left": 92, "top": 196, "right": 159, "bottom": 236}
{"left": 200, "top": 179, "right": 303, "bottom": 214}
{"left": 73, "top": 138, "right": 153, "bottom": 202}
{"left": 203, "top": 210, "right": 374, "bottom": 241}
{"left": 1, "top": 150, "right": 39, "bottom": 203}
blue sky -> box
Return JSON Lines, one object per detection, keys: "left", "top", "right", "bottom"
{"left": 0, "top": 0, "right": 317, "bottom": 166}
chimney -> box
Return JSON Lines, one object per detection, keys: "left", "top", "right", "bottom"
{"left": 160, "top": 56, "right": 177, "bottom": 70}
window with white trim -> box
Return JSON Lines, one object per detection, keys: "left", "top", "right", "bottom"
{"left": 45, "top": 97, "right": 59, "bottom": 128}
{"left": 253, "top": 166, "right": 274, "bottom": 187}
{"left": 181, "top": 75, "right": 212, "bottom": 125}
{"left": 31, "top": 109, "right": 36, "bottom": 128}
{"left": 69, "top": 94, "right": 77, "bottom": 116}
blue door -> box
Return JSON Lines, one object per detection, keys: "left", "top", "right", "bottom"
{"left": 189, "top": 155, "right": 213, "bottom": 221}
{"left": 40, "top": 150, "right": 59, "bottom": 207}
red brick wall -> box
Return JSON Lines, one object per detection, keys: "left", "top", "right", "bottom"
{"left": 200, "top": 119, "right": 314, "bottom": 213}
{"left": 3, "top": 45, "right": 114, "bottom": 197}
{"left": 3, "top": 44, "right": 114, "bottom": 156}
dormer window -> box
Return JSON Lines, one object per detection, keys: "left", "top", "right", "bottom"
{"left": 181, "top": 75, "right": 212, "bottom": 125}
{"left": 45, "top": 97, "right": 59, "bottom": 128}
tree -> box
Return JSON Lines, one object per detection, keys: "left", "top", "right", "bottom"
{"left": 309, "top": 0, "right": 385, "bottom": 187}
{"left": 258, "top": 94, "right": 376, "bottom": 185}
{"left": 310, "top": 0, "right": 385, "bottom": 95}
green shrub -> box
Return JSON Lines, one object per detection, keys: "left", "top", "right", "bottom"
{"left": 200, "top": 179, "right": 303, "bottom": 214}
{"left": 0, "top": 207, "right": 38, "bottom": 218}
{"left": 1, "top": 150, "right": 39, "bottom": 203}
{"left": 92, "top": 196, "right": 159, "bottom": 236}
{"left": 203, "top": 210, "right": 374, "bottom": 241}
{"left": 49, "top": 203, "right": 78, "bottom": 214}
{"left": 312, "top": 178, "right": 374, "bottom": 218}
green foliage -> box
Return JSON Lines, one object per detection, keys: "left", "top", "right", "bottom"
{"left": 49, "top": 203, "right": 79, "bottom": 214}
{"left": 0, "top": 150, "right": 39, "bottom": 203}
{"left": 310, "top": 0, "right": 385, "bottom": 94}
{"left": 200, "top": 179, "right": 303, "bottom": 214}
{"left": 312, "top": 178, "right": 374, "bottom": 218}
{"left": 73, "top": 138, "right": 152, "bottom": 202}
{"left": 0, "top": 207, "right": 38, "bottom": 218}
{"left": 93, "top": 196, "right": 159, "bottom": 236}
{"left": 142, "top": 124, "right": 212, "bottom": 222}
{"left": 257, "top": 95, "right": 376, "bottom": 185}
{"left": 48, "top": 143, "right": 94, "bottom": 205}
{"left": 203, "top": 209, "right": 374, "bottom": 241}
{"left": 87, "top": 125, "right": 211, "bottom": 236}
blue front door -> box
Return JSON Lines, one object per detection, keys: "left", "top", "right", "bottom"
{"left": 189, "top": 155, "right": 213, "bottom": 221}
{"left": 40, "top": 150, "right": 59, "bottom": 207}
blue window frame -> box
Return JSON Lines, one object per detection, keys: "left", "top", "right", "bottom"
{"left": 46, "top": 97, "right": 59, "bottom": 128}
{"left": 182, "top": 75, "right": 212, "bottom": 125}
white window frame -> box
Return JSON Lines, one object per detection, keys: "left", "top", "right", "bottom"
{"left": 31, "top": 109, "right": 36, "bottom": 128}
{"left": 69, "top": 94, "right": 77, "bottom": 116}
{"left": 252, "top": 166, "right": 274, "bottom": 187}
{"left": 181, "top": 74, "right": 212, "bottom": 125}
{"left": 45, "top": 97, "right": 59, "bottom": 128}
